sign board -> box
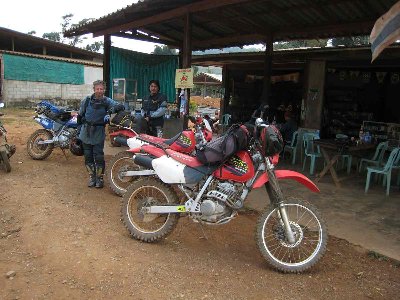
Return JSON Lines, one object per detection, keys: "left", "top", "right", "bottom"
{"left": 175, "top": 68, "right": 194, "bottom": 89}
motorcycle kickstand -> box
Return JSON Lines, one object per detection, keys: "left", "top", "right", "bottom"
{"left": 196, "top": 222, "right": 208, "bottom": 240}
{"left": 61, "top": 148, "right": 68, "bottom": 160}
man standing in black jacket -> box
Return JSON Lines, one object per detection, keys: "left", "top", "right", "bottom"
{"left": 138, "top": 80, "right": 167, "bottom": 137}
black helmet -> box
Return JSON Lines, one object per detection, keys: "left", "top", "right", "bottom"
{"left": 70, "top": 137, "right": 84, "bottom": 156}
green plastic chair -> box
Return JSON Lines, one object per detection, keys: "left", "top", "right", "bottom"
{"left": 282, "top": 131, "right": 298, "bottom": 164}
{"left": 365, "top": 147, "right": 400, "bottom": 196}
{"left": 302, "top": 133, "right": 322, "bottom": 175}
{"left": 358, "top": 141, "right": 388, "bottom": 172}
{"left": 335, "top": 134, "right": 352, "bottom": 174}
{"left": 220, "top": 114, "right": 231, "bottom": 133}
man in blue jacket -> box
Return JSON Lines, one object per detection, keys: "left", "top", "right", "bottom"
{"left": 77, "top": 80, "right": 124, "bottom": 188}
{"left": 138, "top": 80, "right": 167, "bottom": 137}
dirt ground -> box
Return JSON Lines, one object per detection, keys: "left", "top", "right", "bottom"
{"left": 1, "top": 108, "right": 399, "bottom": 299}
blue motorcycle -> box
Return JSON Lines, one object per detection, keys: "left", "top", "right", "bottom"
{"left": 27, "top": 101, "right": 79, "bottom": 160}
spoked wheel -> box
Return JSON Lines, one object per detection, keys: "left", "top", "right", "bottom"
{"left": 256, "top": 198, "right": 328, "bottom": 273}
{"left": 27, "top": 129, "right": 54, "bottom": 160}
{"left": 0, "top": 150, "right": 11, "bottom": 172}
{"left": 121, "top": 178, "right": 179, "bottom": 242}
{"left": 106, "top": 151, "right": 144, "bottom": 196}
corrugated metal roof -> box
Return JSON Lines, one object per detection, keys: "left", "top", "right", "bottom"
{"left": 64, "top": 0, "right": 400, "bottom": 51}
{"left": 0, "top": 50, "right": 103, "bottom": 67}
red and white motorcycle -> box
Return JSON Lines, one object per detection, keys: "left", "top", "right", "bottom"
{"left": 106, "top": 116, "right": 213, "bottom": 196}
{"left": 121, "top": 118, "right": 327, "bottom": 273}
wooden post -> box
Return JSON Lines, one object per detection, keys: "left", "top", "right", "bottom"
{"left": 260, "top": 34, "right": 274, "bottom": 121}
{"left": 181, "top": 12, "right": 192, "bottom": 129}
{"left": 103, "top": 34, "right": 111, "bottom": 97}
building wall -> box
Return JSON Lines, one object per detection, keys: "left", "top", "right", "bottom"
{"left": 2, "top": 65, "right": 102, "bottom": 107}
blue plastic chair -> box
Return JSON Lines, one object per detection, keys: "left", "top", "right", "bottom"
{"left": 282, "top": 131, "right": 299, "bottom": 165}
{"left": 335, "top": 134, "right": 352, "bottom": 174}
{"left": 358, "top": 141, "right": 388, "bottom": 172}
{"left": 302, "top": 133, "right": 322, "bottom": 175}
{"left": 365, "top": 147, "right": 400, "bottom": 196}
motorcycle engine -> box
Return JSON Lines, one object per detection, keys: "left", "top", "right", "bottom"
{"left": 59, "top": 128, "right": 76, "bottom": 148}
{"left": 199, "top": 181, "right": 245, "bottom": 224}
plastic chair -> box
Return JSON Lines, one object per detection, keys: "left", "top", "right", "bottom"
{"left": 365, "top": 147, "right": 400, "bottom": 196}
{"left": 335, "top": 134, "right": 352, "bottom": 174}
{"left": 282, "top": 131, "right": 298, "bottom": 164}
{"left": 302, "top": 133, "right": 322, "bottom": 175}
{"left": 220, "top": 114, "right": 231, "bottom": 133}
{"left": 358, "top": 141, "right": 388, "bottom": 172}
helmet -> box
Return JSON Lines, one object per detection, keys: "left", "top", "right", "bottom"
{"left": 70, "top": 138, "right": 84, "bottom": 156}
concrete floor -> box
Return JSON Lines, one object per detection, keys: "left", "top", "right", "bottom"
{"left": 105, "top": 143, "right": 400, "bottom": 261}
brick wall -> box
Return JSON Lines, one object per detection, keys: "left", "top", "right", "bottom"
{"left": 1, "top": 65, "right": 103, "bottom": 108}
{"left": 2, "top": 80, "right": 93, "bottom": 107}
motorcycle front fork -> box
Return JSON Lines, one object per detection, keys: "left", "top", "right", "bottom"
{"left": 265, "top": 170, "right": 296, "bottom": 244}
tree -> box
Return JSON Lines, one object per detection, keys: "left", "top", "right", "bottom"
{"left": 42, "top": 32, "right": 61, "bottom": 42}
{"left": 274, "top": 39, "right": 328, "bottom": 50}
{"left": 27, "top": 31, "right": 36, "bottom": 35}
{"left": 331, "top": 36, "right": 369, "bottom": 47}
{"left": 41, "top": 14, "right": 102, "bottom": 52}
{"left": 152, "top": 45, "right": 177, "bottom": 55}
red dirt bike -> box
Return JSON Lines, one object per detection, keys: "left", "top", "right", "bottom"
{"left": 106, "top": 116, "right": 213, "bottom": 196}
{"left": 0, "top": 103, "right": 16, "bottom": 172}
{"left": 120, "top": 118, "right": 327, "bottom": 273}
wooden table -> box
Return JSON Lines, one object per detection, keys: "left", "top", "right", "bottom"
{"left": 314, "top": 139, "right": 376, "bottom": 188}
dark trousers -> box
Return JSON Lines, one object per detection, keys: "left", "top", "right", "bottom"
{"left": 82, "top": 141, "right": 105, "bottom": 169}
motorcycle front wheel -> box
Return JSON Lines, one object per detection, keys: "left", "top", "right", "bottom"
{"left": 0, "top": 150, "right": 11, "bottom": 172}
{"left": 27, "top": 129, "right": 54, "bottom": 160}
{"left": 106, "top": 151, "right": 144, "bottom": 196}
{"left": 255, "top": 198, "right": 328, "bottom": 273}
{"left": 121, "top": 178, "right": 179, "bottom": 243}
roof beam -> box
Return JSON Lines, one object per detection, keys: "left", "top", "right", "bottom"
{"left": 93, "top": 0, "right": 254, "bottom": 37}
{"left": 193, "top": 33, "right": 267, "bottom": 49}
{"left": 112, "top": 31, "right": 180, "bottom": 48}
{"left": 275, "top": 20, "right": 375, "bottom": 40}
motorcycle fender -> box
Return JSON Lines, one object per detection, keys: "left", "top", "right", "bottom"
{"left": 253, "top": 170, "right": 320, "bottom": 193}
{"left": 127, "top": 137, "right": 146, "bottom": 149}
{"left": 127, "top": 147, "right": 141, "bottom": 154}
{"left": 110, "top": 129, "right": 136, "bottom": 138}
{"left": 34, "top": 116, "right": 54, "bottom": 130}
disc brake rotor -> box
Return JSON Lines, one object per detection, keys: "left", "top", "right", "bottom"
{"left": 274, "top": 221, "right": 304, "bottom": 248}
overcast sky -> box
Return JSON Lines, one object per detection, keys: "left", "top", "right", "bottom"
{"left": 0, "top": 0, "right": 161, "bottom": 53}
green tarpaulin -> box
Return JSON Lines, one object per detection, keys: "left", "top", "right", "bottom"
{"left": 3, "top": 54, "right": 84, "bottom": 84}
{"left": 110, "top": 47, "right": 178, "bottom": 103}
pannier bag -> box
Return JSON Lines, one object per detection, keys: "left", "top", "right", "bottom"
{"left": 196, "top": 124, "right": 249, "bottom": 164}
{"left": 260, "top": 125, "right": 284, "bottom": 156}
{"left": 110, "top": 111, "right": 134, "bottom": 128}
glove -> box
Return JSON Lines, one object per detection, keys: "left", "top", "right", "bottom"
{"left": 104, "top": 114, "right": 111, "bottom": 123}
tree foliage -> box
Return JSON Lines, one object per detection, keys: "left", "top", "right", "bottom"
{"left": 41, "top": 13, "right": 101, "bottom": 52}
{"left": 27, "top": 31, "right": 36, "bottom": 35}
{"left": 330, "top": 36, "right": 369, "bottom": 47}
{"left": 152, "top": 45, "right": 177, "bottom": 55}
{"left": 274, "top": 39, "right": 328, "bottom": 50}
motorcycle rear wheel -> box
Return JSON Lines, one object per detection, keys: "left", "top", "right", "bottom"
{"left": 121, "top": 178, "right": 179, "bottom": 242}
{"left": 106, "top": 151, "right": 144, "bottom": 196}
{"left": 0, "top": 150, "right": 11, "bottom": 172}
{"left": 255, "top": 198, "right": 328, "bottom": 273}
{"left": 27, "top": 129, "right": 54, "bottom": 160}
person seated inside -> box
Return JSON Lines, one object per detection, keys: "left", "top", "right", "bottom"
{"left": 278, "top": 111, "right": 298, "bottom": 145}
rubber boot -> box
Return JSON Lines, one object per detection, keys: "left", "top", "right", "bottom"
{"left": 95, "top": 166, "right": 104, "bottom": 188}
{"left": 85, "top": 164, "right": 96, "bottom": 188}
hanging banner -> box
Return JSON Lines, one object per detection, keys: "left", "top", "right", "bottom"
{"left": 175, "top": 68, "right": 194, "bottom": 88}
{"left": 362, "top": 72, "right": 371, "bottom": 83}
{"left": 370, "top": 1, "right": 400, "bottom": 62}
{"left": 391, "top": 72, "right": 400, "bottom": 84}
{"left": 376, "top": 71, "right": 387, "bottom": 83}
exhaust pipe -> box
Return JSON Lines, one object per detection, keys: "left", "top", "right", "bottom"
{"left": 134, "top": 155, "right": 154, "bottom": 169}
